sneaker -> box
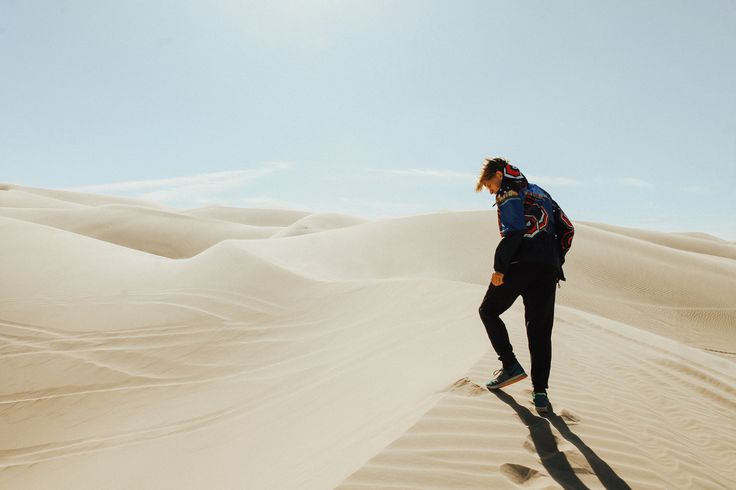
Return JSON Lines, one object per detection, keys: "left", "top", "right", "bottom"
{"left": 532, "top": 391, "right": 550, "bottom": 413}
{"left": 486, "top": 361, "right": 527, "bottom": 390}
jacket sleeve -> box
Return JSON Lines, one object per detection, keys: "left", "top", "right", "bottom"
{"left": 493, "top": 189, "right": 526, "bottom": 274}
{"left": 494, "top": 231, "right": 523, "bottom": 274}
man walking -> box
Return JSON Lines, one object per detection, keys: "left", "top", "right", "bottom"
{"left": 475, "top": 157, "right": 574, "bottom": 412}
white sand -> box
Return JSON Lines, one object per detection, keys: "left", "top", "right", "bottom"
{"left": 1, "top": 182, "right": 734, "bottom": 489}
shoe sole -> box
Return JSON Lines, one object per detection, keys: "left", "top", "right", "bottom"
{"left": 486, "top": 372, "right": 527, "bottom": 390}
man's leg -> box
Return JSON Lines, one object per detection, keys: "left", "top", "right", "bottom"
{"left": 521, "top": 264, "right": 557, "bottom": 392}
{"left": 479, "top": 264, "right": 526, "bottom": 369}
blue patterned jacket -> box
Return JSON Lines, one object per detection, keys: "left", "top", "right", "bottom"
{"left": 493, "top": 164, "right": 574, "bottom": 282}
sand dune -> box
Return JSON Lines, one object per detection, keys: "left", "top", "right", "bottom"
{"left": 181, "top": 205, "right": 312, "bottom": 226}
{"left": 0, "top": 205, "right": 277, "bottom": 258}
{"left": 0, "top": 185, "right": 367, "bottom": 258}
{"left": 578, "top": 220, "right": 736, "bottom": 261}
{"left": 0, "top": 184, "right": 168, "bottom": 210}
{"left": 1, "top": 184, "right": 734, "bottom": 489}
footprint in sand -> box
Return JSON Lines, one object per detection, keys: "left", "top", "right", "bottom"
{"left": 559, "top": 408, "right": 581, "bottom": 424}
{"left": 446, "top": 376, "right": 487, "bottom": 396}
{"left": 500, "top": 463, "right": 545, "bottom": 486}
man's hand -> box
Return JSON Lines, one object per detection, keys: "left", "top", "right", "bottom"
{"left": 491, "top": 272, "right": 505, "bottom": 286}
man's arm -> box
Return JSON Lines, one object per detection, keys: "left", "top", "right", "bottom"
{"left": 493, "top": 189, "right": 526, "bottom": 274}
{"left": 494, "top": 230, "right": 524, "bottom": 274}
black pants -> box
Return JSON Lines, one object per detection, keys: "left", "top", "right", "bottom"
{"left": 478, "top": 261, "right": 557, "bottom": 392}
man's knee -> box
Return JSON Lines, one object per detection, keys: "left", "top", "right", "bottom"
{"left": 479, "top": 303, "right": 498, "bottom": 319}
{"left": 480, "top": 300, "right": 506, "bottom": 318}
{"left": 480, "top": 285, "right": 519, "bottom": 318}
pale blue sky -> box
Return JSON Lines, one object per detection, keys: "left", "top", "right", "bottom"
{"left": 2, "top": 1, "right": 735, "bottom": 239}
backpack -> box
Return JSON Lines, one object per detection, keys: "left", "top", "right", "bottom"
{"left": 551, "top": 200, "right": 574, "bottom": 280}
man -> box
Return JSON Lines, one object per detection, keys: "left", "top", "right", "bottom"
{"left": 475, "top": 157, "right": 574, "bottom": 413}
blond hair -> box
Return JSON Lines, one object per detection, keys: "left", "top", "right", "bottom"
{"left": 474, "top": 157, "right": 509, "bottom": 192}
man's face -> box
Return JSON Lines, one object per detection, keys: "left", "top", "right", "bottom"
{"left": 484, "top": 171, "right": 503, "bottom": 194}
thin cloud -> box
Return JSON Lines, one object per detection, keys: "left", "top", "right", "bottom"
{"left": 364, "top": 167, "right": 474, "bottom": 178}
{"left": 617, "top": 177, "right": 654, "bottom": 188}
{"left": 526, "top": 174, "right": 583, "bottom": 187}
{"left": 64, "top": 162, "right": 293, "bottom": 203}
{"left": 683, "top": 185, "right": 705, "bottom": 193}
{"left": 366, "top": 167, "right": 583, "bottom": 186}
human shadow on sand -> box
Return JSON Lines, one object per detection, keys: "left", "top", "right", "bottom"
{"left": 489, "top": 389, "right": 632, "bottom": 490}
